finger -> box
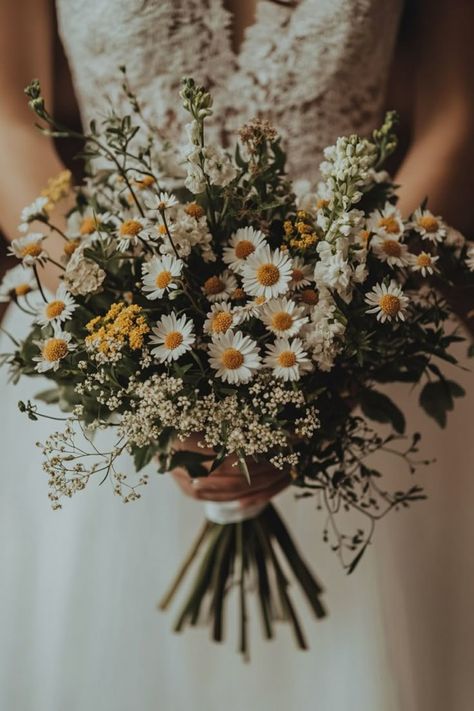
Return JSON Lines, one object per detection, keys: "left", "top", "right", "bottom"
{"left": 195, "top": 472, "right": 290, "bottom": 502}
{"left": 238, "top": 477, "right": 290, "bottom": 509}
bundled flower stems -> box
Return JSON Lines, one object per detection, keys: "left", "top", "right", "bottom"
{"left": 2, "top": 74, "right": 473, "bottom": 656}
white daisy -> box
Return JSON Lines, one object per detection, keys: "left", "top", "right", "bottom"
{"left": 0, "top": 265, "right": 36, "bottom": 303}
{"left": 33, "top": 330, "right": 76, "bottom": 372}
{"left": 222, "top": 226, "right": 267, "bottom": 272}
{"left": 36, "top": 284, "right": 78, "bottom": 326}
{"left": 155, "top": 192, "right": 179, "bottom": 211}
{"left": 410, "top": 208, "right": 447, "bottom": 243}
{"left": 111, "top": 216, "right": 151, "bottom": 251}
{"left": 260, "top": 297, "right": 308, "bottom": 337}
{"left": 208, "top": 331, "right": 261, "bottom": 384}
{"left": 288, "top": 257, "right": 314, "bottom": 291}
{"left": 67, "top": 208, "right": 113, "bottom": 242}
{"left": 149, "top": 313, "right": 195, "bottom": 362}
{"left": 141, "top": 255, "right": 183, "bottom": 299}
{"left": 202, "top": 270, "right": 237, "bottom": 302}
{"left": 264, "top": 337, "right": 312, "bottom": 382}
{"left": 367, "top": 204, "right": 404, "bottom": 239}
{"left": 9, "top": 233, "right": 48, "bottom": 265}
{"left": 203, "top": 304, "right": 242, "bottom": 335}
{"left": 409, "top": 251, "right": 439, "bottom": 277}
{"left": 465, "top": 246, "right": 474, "bottom": 272}
{"left": 233, "top": 296, "right": 267, "bottom": 322}
{"left": 18, "top": 196, "right": 50, "bottom": 232}
{"left": 365, "top": 281, "right": 409, "bottom": 323}
{"left": 241, "top": 245, "right": 293, "bottom": 299}
{"left": 371, "top": 234, "right": 410, "bottom": 268}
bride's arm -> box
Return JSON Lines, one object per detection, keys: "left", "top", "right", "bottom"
{"left": 394, "top": 0, "right": 474, "bottom": 331}
{"left": 0, "top": 0, "right": 66, "bottom": 292}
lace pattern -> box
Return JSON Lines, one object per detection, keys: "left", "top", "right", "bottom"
{"left": 56, "top": 0, "right": 403, "bottom": 181}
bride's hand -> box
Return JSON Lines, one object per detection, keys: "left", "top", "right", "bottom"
{"left": 170, "top": 435, "right": 290, "bottom": 508}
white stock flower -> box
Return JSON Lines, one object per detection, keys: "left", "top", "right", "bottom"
{"left": 149, "top": 313, "right": 195, "bottom": 363}
{"left": 302, "top": 290, "right": 345, "bottom": 371}
{"left": 241, "top": 246, "right": 293, "bottom": 299}
{"left": 260, "top": 297, "right": 308, "bottom": 337}
{"left": 222, "top": 226, "right": 267, "bottom": 272}
{"left": 63, "top": 249, "right": 106, "bottom": 296}
{"left": 208, "top": 331, "right": 261, "bottom": 384}
{"left": 365, "top": 281, "right": 409, "bottom": 323}
{"left": 0, "top": 265, "right": 36, "bottom": 302}
{"left": 264, "top": 337, "right": 312, "bottom": 381}
{"left": 141, "top": 255, "right": 183, "bottom": 299}
{"left": 36, "top": 284, "right": 77, "bottom": 326}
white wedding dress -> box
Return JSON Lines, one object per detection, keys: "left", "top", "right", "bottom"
{"left": 1, "top": 1, "right": 473, "bottom": 710}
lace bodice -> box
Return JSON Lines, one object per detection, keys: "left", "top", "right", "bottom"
{"left": 56, "top": 0, "right": 403, "bottom": 181}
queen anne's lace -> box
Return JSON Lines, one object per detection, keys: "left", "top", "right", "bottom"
{"left": 56, "top": 0, "right": 403, "bottom": 181}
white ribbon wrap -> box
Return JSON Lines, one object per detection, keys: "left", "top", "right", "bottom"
{"left": 203, "top": 500, "right": 266, "bottom": 524}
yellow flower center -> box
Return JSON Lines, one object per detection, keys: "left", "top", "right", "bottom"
{"left": 379, "top": 294, "right": 401, "bottom": 317}
{"left": 158, "top": 224, "right": 168, "bottom": 236}
{"left": 211, "top": 312, "right": 233, "bottom": 333}
{"left": 221, "top": 348, "right": 244, "bottom": 370}
{"left": 185, "top": 202, "right": 205, "bottom": 219}
{"left": 291, "top": 268, "right": 305, "bottom": 283}
{"left": 42, "top": 338, "right": 68, "bottom": 362}
{"left": 164, "top": 331, "right": 183, "bottom": 350}
{"left": 358, "top": 229, "right": 370, "bottom": 243}
{"left": 45, "top": 300, "right": 65, "bottom": 319}
{"left": 378, "top": 216, "right": 400, "bottom": 234}
{"left": 278, "top": 351, "right": 297, "bottom": 368}
{"left": 80, "top": 216, "right": 99, "bottom": 235}
{"left": 255, "top": 296, "right": 266, "bottom": 305}
{"left": 21, "top": 242, "right": 42, "bottom": 258}
{"left": 382, "top": 239, "right": 402, "bottom": 257}
{"left": 300, "top": 289, "right": 318, "bottom": 305}
{"left": 231, "top": 288, "right": 246, "bottom": 301}
{"left": 135, "top": 175, "right": 155, "bottom": 189}
{"left": 417, "top": 253, "right": 432, "bottom": 267}
{"left": 271, "top": 311, "right": 293, "bottom": 331}
{"left": 64, "top": 239, "right": 80, "bottom": 256}
{"left": 256, "top": 263, "right": 280, "bottom": 286}
{"left": 316, "top": 198, "right": 329, "bottom": 210}
{"left": 120, "top": 220, "right": 142, "bottom": 237}
{"left": 155, "top": 271, "right": 172, "bottom": 289}
{"left": 14, "top": 284, "right": 32, "bottom": 297}
{"left": 234, "top": 240, "right": 255, "bottom": 259}
{"left": 204, "top": 276, "right": 225, "bottom": 295}
{"left": 418, "top": 215, "right": 439, "bottom": 233}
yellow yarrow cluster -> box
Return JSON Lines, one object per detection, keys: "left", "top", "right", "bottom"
{"left": 283, "top": 211, "right": 319, "bottom": 251}
{"left": 86, "top": 302, "right": 150, "bottom": 354}
{"left": 40, "top": 170, "right": 72, "bottom": 211}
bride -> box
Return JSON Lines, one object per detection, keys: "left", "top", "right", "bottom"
{"left": 0, "top": 1, "right": 473, "bottom": 710}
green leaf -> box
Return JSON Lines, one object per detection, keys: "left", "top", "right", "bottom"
{"left": 168, "top": 450, "right": 214, "bottom": 478}
{"left": 132, "top": 444, "right": 159, "bottom": 472}
{"left": 35, "top": 387, "right": 61, "bottom": 405}
{"left": 418, "top": 379, "right": 464, "bottom": 428}
{"left": 359, "top": 388, "right": 406, "bottom": 434}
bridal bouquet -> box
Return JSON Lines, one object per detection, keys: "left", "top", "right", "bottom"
{"left": 2, "top": 74, "right": 473, "bottom": 657}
